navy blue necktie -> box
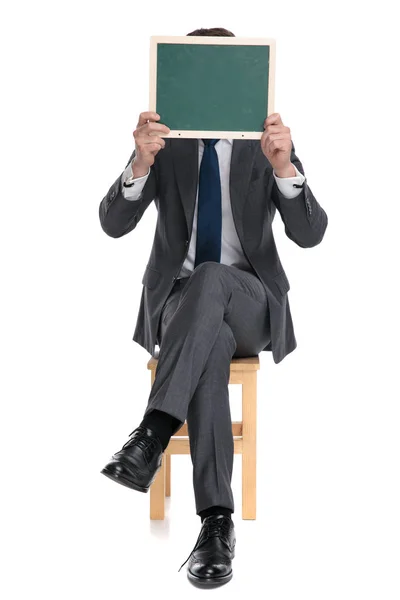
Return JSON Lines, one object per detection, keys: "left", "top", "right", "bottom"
{"left": 194, "top": 139, "right": 222, "bottom": 267}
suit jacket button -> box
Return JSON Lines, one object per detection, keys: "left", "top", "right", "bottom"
{"left": 185, "top": 240, "right": 189, "bottom": 245}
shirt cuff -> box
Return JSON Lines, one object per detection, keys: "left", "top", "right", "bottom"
{"left": 273, "top": 164, "right": 306, "bottom": 199}
{"left": 121, "top": 162, "right": 151, "bottom": 200}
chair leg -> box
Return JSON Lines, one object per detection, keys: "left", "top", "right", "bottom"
{"left": 150, "top": 454, "right": 166, "bottom": 520}
{"left": 242, "top": 371, "right": 257, "bottom": 520}
{"left": 165, "top": 454, "right": 171, "bottom": 497}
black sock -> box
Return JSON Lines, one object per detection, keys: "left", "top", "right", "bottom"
{"left": 198, "top": 506, "right": 233, "bottom": 522}
{"left": 140, "top": 409, "right": 182, "bottom": 451}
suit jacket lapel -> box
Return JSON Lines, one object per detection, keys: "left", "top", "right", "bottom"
{"left": 170, "top": 138, "right": 199, "bottom": 237}
{"left": 170, "top": 138, "right": 257, "bottom": 243}
{"left": 229, "top": 139, "right": 257, "bottom": 243}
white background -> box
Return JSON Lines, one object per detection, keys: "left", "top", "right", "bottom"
{"left": 1, "top": 1, "right": 400, "bottom": 598}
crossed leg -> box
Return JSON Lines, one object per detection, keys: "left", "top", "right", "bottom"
{"left": 144, "top": 262, "right": 271, "bottom": 513}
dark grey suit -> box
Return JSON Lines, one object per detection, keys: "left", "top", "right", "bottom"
{"left": 99, "top": 138, "right": 327, "bottom": 363}
{"left": 99, "top": 138, "right": 328, "bottom": 513}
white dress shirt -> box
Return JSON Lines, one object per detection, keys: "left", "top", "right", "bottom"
{"left": 121, "top": 139, "right": 306, "bottom": 278}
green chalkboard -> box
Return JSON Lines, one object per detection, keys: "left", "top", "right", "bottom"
{"left": 149, "top": 36, "right": 276, "bottom": 139}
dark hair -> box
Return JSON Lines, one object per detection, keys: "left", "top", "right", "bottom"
{"left": 186, "top": 27, "right": 235, "bottom": 37}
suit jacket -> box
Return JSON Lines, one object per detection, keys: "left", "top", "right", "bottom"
{"left": 99, "top": 138, "right": 328, "bottom": 363}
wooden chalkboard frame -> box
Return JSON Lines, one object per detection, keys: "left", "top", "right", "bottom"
{"left": 149, "top": 35, "right": 276, "bottom": 140}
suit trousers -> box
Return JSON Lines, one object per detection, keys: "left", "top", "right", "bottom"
{"left": 143, "top": 261, "right": 271, "bottom": 514}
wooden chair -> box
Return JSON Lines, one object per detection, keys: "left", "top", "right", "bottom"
{"left": 147, "top": 355, "right": 260, "bottom": 520}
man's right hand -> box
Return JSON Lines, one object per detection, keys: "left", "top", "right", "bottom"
{"left": 132, "top": 111, "right": 170, "bottom": 176}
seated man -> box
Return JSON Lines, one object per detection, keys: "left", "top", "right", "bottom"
{"left": 99, "top": 26, "right": 328, "bottom": 588}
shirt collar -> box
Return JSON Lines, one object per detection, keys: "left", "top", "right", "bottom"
{"left": 199, "top": 138, "right": 233, "bottom": 145}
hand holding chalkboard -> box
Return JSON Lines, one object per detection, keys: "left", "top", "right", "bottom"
{"left": 132, "top": 111, "right": 170, "bottom": 173}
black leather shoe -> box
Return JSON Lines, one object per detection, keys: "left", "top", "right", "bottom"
{"left": 100, "top": 426, "right": 163, "bottom": 493}
{"left": 179, "top": 515, "right": 236, "bottom": 587}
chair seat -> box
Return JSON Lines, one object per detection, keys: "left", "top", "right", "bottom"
{"left": 148, "top": 354, "right": 260, "bottom": 370}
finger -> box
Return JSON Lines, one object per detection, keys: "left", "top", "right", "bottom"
{"left": 137, "top": 111, "right": 160, "bottom": 126}
{"left": 134, "top": 123, "right": 170, "bottom": 139}
{"left": 141, "top": 122, "right": 171, "bottom": 135}
{"left": 264, "top": 124, "right": 290, "bottom": 134}
{"left": 146, "top": 122, "right": 171, "bottom": 134}
{"left": 260, "top": 129, "right": 269, "bottom": 148}
{"left": 266, "top": 138, "right": 289, "bottom": 153}
{"left": 265, "top": 132, "right": 291, "bottom": 145}
{"left": 139, "top": 135, "right": 166, "bottom": 149}
{"left": 265, "top": 113, "right": 283, "bottom": 127}
{"left": 142, "top": 142, "right": 164, "bottom": 153}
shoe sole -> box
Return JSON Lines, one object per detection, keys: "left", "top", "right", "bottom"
{"left": 100, "top": 466, "right": 149, "bottom": 493}
{"left": 187, "top": 570, "right": 233, "bottom": 587}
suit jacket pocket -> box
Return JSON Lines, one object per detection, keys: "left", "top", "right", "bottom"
{"left": 141, "top": 265, "right": 161, "bottom": 290}
{"left": 273, "top": 270, "right": 290, "bottom": 296}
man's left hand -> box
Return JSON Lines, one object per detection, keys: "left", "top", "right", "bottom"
{"left": 261, "top": 113, "right": 295, "bottom": 177}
